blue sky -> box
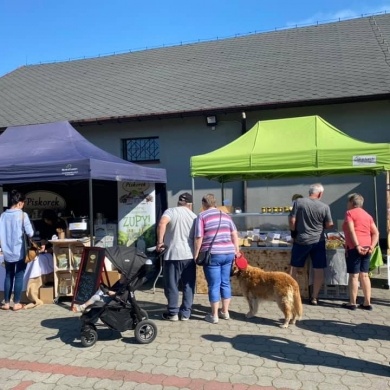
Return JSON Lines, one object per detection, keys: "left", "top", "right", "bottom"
{"left": 1, "top": 0, "right": 389, "bottom": 76}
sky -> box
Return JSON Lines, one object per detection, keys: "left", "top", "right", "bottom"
{"left": 1, "top": 0, "right": 390, "bottom": 77}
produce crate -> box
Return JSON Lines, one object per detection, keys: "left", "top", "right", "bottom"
{"left": 313, "top": 284, "right": 349, "bottom": 300}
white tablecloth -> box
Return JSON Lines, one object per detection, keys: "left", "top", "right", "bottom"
{"left": 0, "top": 253, "right": 54, "bottom": 291}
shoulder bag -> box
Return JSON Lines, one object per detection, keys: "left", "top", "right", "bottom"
{"left": 22, "top": 211, "right": 40, "bottom": 264}
{"left": 196, "top": 211, "right": 222, "bottom": 266}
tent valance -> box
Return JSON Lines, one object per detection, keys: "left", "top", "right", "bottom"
{"left": 0, "top": 121, "right": 166, "bottom": 184}
{"left": 190, "top": 116, "right": 390, "bottom": 182}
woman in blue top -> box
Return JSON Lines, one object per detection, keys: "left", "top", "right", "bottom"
{"left": 0, "top": 190, "right": 34, "bottom": 311}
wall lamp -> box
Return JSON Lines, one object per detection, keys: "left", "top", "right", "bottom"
{"left": 206, "top": 115, "right": 218, "bottom": 130}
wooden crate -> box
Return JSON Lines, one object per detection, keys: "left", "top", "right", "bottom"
{"left": 313, "top": 284, "right": 349, "bottom": 300}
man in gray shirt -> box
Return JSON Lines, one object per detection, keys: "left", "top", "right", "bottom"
{"left": 156, "top": 192, "right": 197, "bottom": 321}
{"left": 289, "top": 183, "right": 333, "bottom": 305}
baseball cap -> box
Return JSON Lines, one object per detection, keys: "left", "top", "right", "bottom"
{"left": 178, "top": 192, "right": 193, "bottom": 203}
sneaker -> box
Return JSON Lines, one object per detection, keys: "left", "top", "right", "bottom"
{"left": 204, "top": 314, "right": 219, "bottom": 324}
{"left": 161, "top": 312, "right": 179, "bottom": 321}
{"left": 219, "top": 311, "right": 230, "bottom": 320}
{"left": 180, "top": 315, "right": 190, "bottom": 321}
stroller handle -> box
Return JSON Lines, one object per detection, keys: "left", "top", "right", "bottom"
{"left": 147, "top": 245, "right": 168, "bottom": 254}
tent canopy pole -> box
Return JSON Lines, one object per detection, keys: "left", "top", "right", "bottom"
{"left": 89, "top": 178, "right": 94, "bottom": 246}
{"left": 373, "top": 174, "right": 378, "bottom": 225}
{"left": 191, "top": 177, "right": 195, "bottom": 213}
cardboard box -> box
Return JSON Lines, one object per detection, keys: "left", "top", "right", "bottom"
{"left": 102, "top": 270, "right": 121, "bottom": 287}
{"left": 39, "top": 286, "right": 54, "bottom": 304}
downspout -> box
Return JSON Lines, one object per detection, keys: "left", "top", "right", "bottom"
{"left": 242, "top": 112, "right": 247, "bottom": 212}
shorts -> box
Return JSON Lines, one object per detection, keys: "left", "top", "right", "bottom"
{"left": 346, "top": 248, "right": 370, "bottom": 274}
{"left": 290, "top": 241, "right": 327, "bottom": 269}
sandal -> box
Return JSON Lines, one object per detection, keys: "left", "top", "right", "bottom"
{"left": 309, "top": 298, "right": 318, "bottom": 306}
{"left": 342, "top": 303, "right": 357, "bottom": 310}
{"left": 71, "top": 304, "right": 85, "bottom": 313}
{"left": 359, "top": 304, "right": 373, "bottom": 311}
{"left": 12, "top": 304, "right": 25, "bottom": 311}
{"left": 0, "top": 304, "right": 10, "bottom": 310}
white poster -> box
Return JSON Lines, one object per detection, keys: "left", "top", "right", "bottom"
{"left": 117, "top": 182, "right": 156, "bottom": 250}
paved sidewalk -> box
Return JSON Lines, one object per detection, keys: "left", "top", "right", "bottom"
{"left": 0, "top": 266, "right": 389, "bottom": 390}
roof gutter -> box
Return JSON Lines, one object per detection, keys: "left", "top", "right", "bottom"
{"left": 71, "top": 93, "right": 390, "bottom": 127}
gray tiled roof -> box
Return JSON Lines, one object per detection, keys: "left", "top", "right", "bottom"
{"left": 0, "top": 14, "right": 390, "bottom": 128}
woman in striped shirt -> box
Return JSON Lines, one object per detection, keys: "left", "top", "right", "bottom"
{"left": 194, "top": 194, "right": 239, "bottom": 324}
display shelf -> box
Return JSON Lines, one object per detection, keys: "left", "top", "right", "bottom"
{"left": 52, "top": 241, "right": 88, "bottom": 302}
{"left": 230, "top": 212, "right": 290, "bottom": 232}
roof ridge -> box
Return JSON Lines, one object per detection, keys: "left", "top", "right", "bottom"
{"left": 25, "top": 11, "right": 390, "bottom": 68}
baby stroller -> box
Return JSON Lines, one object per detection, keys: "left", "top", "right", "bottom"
{"left": 79, "top": 246, "right": 159, "bottom": 347}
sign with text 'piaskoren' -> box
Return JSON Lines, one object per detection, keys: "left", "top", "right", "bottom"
{"left": 25, "top": 191, "right": 67, "bottom": 211}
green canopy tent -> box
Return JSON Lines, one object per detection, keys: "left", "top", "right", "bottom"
{"left": 190, "top": 115, "right": 390, "bottom": 277}
{"left": 191, "top": 115, "right": 390, "bottom": 220}
{"left": 190, "top": 115, "right": 390, "bottom": 182}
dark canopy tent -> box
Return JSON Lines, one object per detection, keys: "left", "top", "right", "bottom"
{"left": 0, "top": 121, "right": 167, "bottom": 241}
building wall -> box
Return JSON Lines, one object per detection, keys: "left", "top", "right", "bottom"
{"left": 75, "top": 99, "right": 390, "bottom": 238}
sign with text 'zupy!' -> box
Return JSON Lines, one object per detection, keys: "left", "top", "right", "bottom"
{"left": 117, "top": 182, "right": 156, "bottom": 249}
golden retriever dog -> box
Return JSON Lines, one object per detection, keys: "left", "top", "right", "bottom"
{"left": 232, "top": 258, "right": 303, "bottom": 328}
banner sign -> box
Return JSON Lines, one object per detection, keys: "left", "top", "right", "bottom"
{"left": 117, "top": 182, "right": 156, "bottom": 249}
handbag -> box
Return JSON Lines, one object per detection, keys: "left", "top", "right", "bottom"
{"left": 22, "top": 211, "right": 40, "bottom": 264}
{"left": 196, "top": 211, "right": 222, "bottom": 266}
{"left": 196, "top": 250, "right": 212, "bottom": 266}
{"left": 25, "top": 239, "right": 41, "bottom": 264}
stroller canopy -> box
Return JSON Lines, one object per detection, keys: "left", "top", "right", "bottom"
{"left": 105, "top": 246, "right": 149, "bottom": 283}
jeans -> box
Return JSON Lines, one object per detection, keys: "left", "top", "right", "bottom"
{"left": 163, "top": 259, "right": 196, "bottom": 318}
{"left": 4, "top": 259, "right": 27, "bottom": 303}
{"left": 203, "top": 253, "right": 234, "bottom": 303}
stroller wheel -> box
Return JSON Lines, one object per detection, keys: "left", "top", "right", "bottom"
{"left": 81, "top": 328, "right": 98, "bottom": 347}
{"left": 134, "top": 319, "right": 158, "bottom": 344}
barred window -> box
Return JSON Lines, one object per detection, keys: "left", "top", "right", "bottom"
{"left": 122, "top": 137, "right": 160, "bottom": 163}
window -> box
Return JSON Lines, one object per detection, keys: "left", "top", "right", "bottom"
{"left": 122, "top": 137, "right": 160, "bottom": 163}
